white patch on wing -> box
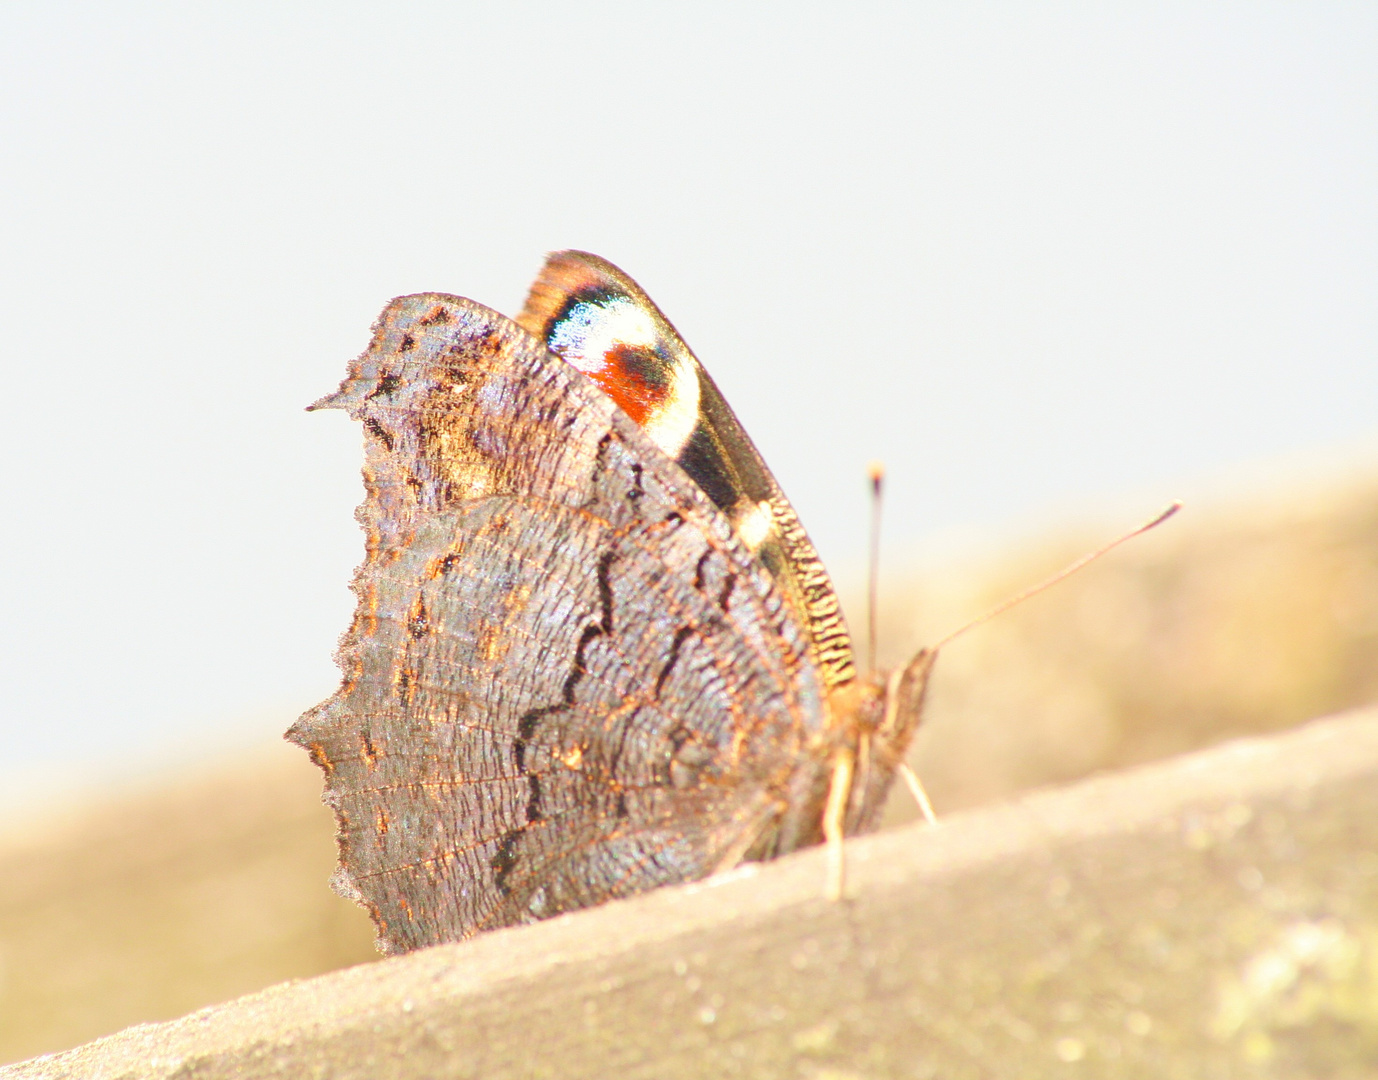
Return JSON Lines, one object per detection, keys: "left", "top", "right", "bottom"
{"left": 548, "top": 298, "right": 658, "bottom": 376}
{"left": 550, "top": 297, "right": 701, "bottom": 459}
{"left": 733, "top": 500, "right": 776, "bottom": 553}
{"left": 642, "top": 351, "right": 700, "bottom": 458}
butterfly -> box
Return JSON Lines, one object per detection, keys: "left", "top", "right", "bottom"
{"left": 289, "top": 252, "right": 934, "bottom": 954}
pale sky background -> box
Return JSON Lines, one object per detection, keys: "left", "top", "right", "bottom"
{"left": 1, "top": 3, "right": 1374, "bottom": 803}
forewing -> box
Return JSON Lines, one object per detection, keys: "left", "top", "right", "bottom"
{"left": 288, "top": 294, "right": 827, "bottom": 952}
{"left": 519, "top": 251, "right": 856, "bottom": 689}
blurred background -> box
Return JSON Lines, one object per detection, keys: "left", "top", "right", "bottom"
{"left": 1, "top": 1, "right": 1375, "bottom": 1065}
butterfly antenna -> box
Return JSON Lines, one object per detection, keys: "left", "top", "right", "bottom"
{"left": 930, "top": 501, "right": 1183, "bottom": 653}
{"left": 866, "top": 461, "right": 885, "bottom": 675}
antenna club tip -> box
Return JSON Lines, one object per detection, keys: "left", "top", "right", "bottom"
{"left": 866, "top": 460, "right": 886, "bottom": 484}
{"left": 1149, "top": 501, "right": 1184, "bottom": 529}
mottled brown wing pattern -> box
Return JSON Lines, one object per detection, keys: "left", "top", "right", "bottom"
{"left": 288, "top": 294, "right": 831, "bottom": 952}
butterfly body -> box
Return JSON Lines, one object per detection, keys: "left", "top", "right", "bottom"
{"left": 290, "top": 256, "right": 932, "bottom": 953}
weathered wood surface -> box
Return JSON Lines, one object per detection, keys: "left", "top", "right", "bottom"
{"left": 0, "top": 747, "right": 377, "bottom": 1064}
{"left": 8, "top": 706, "right": 1377, "bottom": 1079}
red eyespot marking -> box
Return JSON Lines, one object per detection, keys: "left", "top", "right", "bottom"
{"left": 584, "top": 343, "right": 671, "bottom": 428}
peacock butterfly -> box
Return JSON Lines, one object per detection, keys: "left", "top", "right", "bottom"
{"left": 288, "top": 252, "right": 933, "bottom": 953}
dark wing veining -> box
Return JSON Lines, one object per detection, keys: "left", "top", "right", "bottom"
{"left": 288, "top": 294, "right": 830, "bottom": 953}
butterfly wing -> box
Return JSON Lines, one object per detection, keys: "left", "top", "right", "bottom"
{"left": 518, "top": 254, "right": 939, "bottom": 847}
{"left": 288, "top": 294, "right": 831, "bottom": 952}
{"left": 518, "top": 251, "right": 856, "bottom": 691}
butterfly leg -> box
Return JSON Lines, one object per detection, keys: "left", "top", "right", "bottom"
{"left": 822, "top": 746, "right": 855, "bottom": 901}
{"left": 897, "top": 761, "right": 938, "bottom": 825}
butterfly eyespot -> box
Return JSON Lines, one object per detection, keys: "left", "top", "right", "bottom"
{"left": 398, "top": 333, "right": 416, "bottom": 353}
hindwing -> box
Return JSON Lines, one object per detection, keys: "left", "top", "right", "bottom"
{"left": 289, "top": 294, "right": 831, "bottom": 951}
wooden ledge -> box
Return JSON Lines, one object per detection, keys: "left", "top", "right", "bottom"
{"left": 9, "top": 706, "right": 1378, "bottom": 1079}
